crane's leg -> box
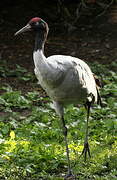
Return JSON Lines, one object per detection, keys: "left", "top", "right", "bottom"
{"left": 53, "top": 101, "right": 75, "bottom": 179}
{"left": 61, "top": 116, "right": 75, "bottom": 179}
{"left": 81, "top": 102, "right": 91, "bottom": 161}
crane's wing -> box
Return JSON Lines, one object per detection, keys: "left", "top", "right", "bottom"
{"left": 46, "top": 55, "right": 75, "bottom": 87}
{"left": 46, "top": 55, "right": 98, "bottom": 102}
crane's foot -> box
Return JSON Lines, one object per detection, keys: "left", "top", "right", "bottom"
{"left": 80, "top": 142, "right": 91, "bottom": 161}
{"left": 64, "top": 170, "right": 76, "bottom": 180}
{"left": 64, "top": 173, "right": 76, "bottom": 180}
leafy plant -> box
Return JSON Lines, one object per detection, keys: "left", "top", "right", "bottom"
{"left": 0, "top": 61, "right": 35, "bottom": 82}
{"left": 0, "top": 61, "right": 117, "bottom": 179}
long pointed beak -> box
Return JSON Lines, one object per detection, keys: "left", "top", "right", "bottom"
{"left": 14, "top": 24, "right": 31, "bottom": 36}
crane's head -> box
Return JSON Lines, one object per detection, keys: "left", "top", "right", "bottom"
{"left": 15, "top": 17, "right": 49, "bottom": 36}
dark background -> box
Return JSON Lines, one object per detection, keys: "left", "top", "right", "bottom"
{"left": 0, "top": 0, "right": 117, "bottom": 77}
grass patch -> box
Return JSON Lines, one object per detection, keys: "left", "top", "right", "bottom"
{"left": 0, "top": 61, "right": 117, "bottom": 179}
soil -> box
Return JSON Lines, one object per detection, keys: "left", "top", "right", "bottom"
{"left": 0, "top": 3, "right": 117, "bottom": 93}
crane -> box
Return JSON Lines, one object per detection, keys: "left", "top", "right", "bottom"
{"left": 15, "top": 17, "right": 101, "bottom": 179}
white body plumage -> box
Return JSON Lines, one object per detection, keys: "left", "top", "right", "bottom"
{"left": 33, "top": 50, "right": 97, "bottom": 115}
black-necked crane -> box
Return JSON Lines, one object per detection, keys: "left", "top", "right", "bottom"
{"left": 15, "top": 17, "right": 101, "bottom": 179}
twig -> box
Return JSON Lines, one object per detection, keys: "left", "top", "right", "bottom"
{"left": 95, "top": 0, "right": 114, "bottom": 19}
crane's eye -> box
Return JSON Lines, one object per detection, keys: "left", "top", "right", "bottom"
{"left": 30, "top": 21, "right": 37, "bottom": 26}
{"left": 31, "top": 21, "right": 45, "bottom": 28}
{"left": 35, "top": 22, "right": 39, "bottom": 26}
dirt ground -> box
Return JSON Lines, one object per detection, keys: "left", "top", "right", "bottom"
{"left": 0, "top": 3, "right": 117, "bottom": 93}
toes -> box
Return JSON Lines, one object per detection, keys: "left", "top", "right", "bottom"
{"left": 64, "top": 173, "right": 76, "bottom": 180}
{"left": 80, "top": 142, "right": 91, "bottom": 160}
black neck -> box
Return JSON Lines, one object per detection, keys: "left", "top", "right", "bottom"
{"left": 34, "top": 30, "right": 45, "bottom": 52}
